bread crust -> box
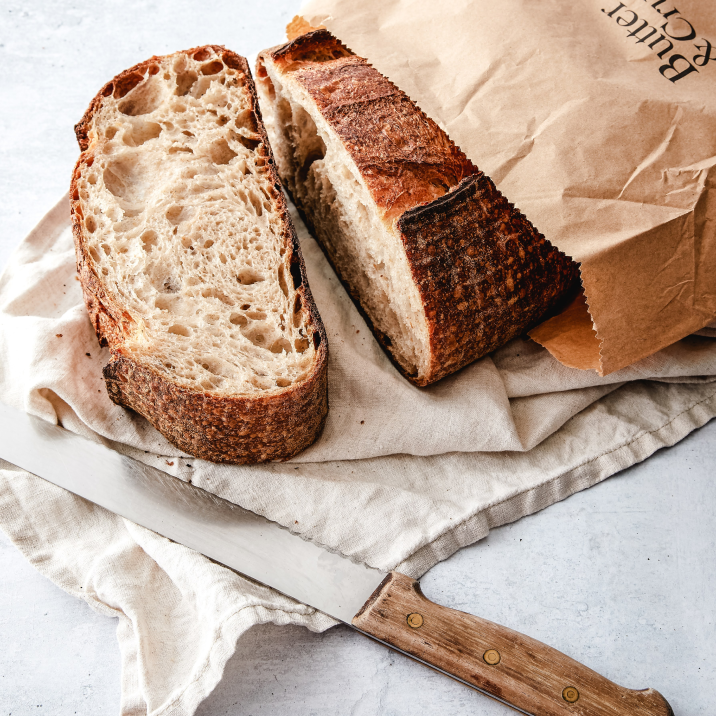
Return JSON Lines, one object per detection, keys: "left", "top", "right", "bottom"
{"left": 397, "top": 175, "right": 577, "bottom": 384}
{"left": 260, "top": 31, "right": 578, "bottom": 386}
{"left": 71, "top": 46, "right": 328, "bottom": 463}
{"left": 267, "top": 32, "right": 477, "bottom": 222}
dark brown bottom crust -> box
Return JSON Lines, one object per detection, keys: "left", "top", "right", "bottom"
{"left": 103, "top": 353, "right": 328, "bottom": 464}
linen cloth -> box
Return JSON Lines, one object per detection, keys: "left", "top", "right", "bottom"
{"left": 1, "top": 196, "right": 715, "bottom": 715}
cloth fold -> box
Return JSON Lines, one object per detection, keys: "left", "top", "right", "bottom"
{"left": 1, "top": 196, "right": 715, "bottom": 715}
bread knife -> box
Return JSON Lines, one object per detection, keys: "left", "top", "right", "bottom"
{"left": 0, "top": 402, "right": 673, "bottom": 716}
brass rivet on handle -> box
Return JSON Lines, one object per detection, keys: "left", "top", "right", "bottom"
{"left": 406, "top": 613, "right": 424, "bottom": 628}
{"left": 562, "top": 686, "right": 580, "bottom": 703}
{"left": 483, "top": 649, "right": 501, "bottom": 665}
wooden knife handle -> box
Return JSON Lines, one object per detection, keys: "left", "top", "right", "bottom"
{"left": 352, "top": 573, "right": 673, "bottom": 716}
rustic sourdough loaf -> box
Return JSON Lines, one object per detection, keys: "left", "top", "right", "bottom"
{"left": 257, "top": 31, "right": 578, "bottom": 386}
{"left": 71, "top": 46, "right": 328, "bottom": 463}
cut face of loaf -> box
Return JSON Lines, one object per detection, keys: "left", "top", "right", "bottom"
{"left": 71, "top": 46, "right": 328, "bottom": 463}
{"left": 257, "top": 31, "right": 579, "bottom": 386}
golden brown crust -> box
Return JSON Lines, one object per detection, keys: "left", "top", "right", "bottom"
{"left": 71, "top": 46, "right": 328, "bottom": 463}
{"left": 102, "top": 351, "right": 328, "bottom": 463}
{"left": 397, "top": 175, "right": 578, "bottom": 385}
{"left": 262, "top": 31, "right": 579, "bottom": 386}
{"left": 268, "top": 31, "right": 477, "bottom": 222}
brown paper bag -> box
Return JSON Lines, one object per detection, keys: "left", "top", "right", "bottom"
{"left": 297, "top": 0, "right": 716, "bottom": 374}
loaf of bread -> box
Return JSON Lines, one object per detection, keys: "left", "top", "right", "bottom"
{"left": 257, "top": 31, "right": 578, "bottom": 386}
{"left": 71, "top": 46, "right": 328, "bottom": 463}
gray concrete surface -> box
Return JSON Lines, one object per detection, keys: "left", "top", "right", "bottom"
{"left": 1, "top": 2, "right": 715, "bottom": 714}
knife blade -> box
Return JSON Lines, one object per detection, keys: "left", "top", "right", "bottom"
{"left": 0, "top": 402, "right": 673, "bottom": 716}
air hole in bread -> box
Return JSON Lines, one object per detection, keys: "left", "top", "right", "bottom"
{"left": 242, "top": 190, "right": 262, "bottom": 216}
{"left": 277, "top": 265, "right": 289, "bottom": 297}
{"left": 123, "top": 121, "right": 162, "bottom": 147}
{"left": 300, "top": 146, "right": 325, "bottom": 183}
{"left": 201, "top": 287, "right": 233, "bottom": 305}
{"left": 85, "top": 216, "right": 97, "bottom": 234}
{"left": 166, "top": 205, "right": 187, "bottom": 225}
{"left": 191, "top": 77, "right": 214, "bottom": 100}
{"left": 233, "top": 108, "right": 257, "bottom": 132}
{"left": 258, "top": 68, "right": 275, "bottom": 101}
{"left": 234, "top": 133, "right": 261, "bottom": 152}
{"left": 114, "top": 72, "right": 145, "bottom": 99}
{"left": 293, "top": 298, "right": 303, "bottom": 323}
{"left": 237, "top": 269, "right": 263, "bottom": 286}
{"left": 200, "top": 358, "right": 223, "bottom": 375}
{"left": 103, "top": 158, "right": 150, "bottom": 204}
{"left": 176, "top": 70, "right": 198, "bottom": 96}
{"left": 245, "top": 330, "right": 266, "bottom": 347}
{"left": 229, "top": 313, "right": 248, "bottom": 326}
{"left": 209, "top": 138, "right": 237, "bottom": 165}
{"left": 295, "top": 337, "right": 310, "bottom": 353}
{"left": 221, "top": 52, "right": 243, "bottom": 71}
{"left": 168, "top": 145, "right": 193, "bottom": 154}
{"left": 141, "top": 230, "right": 158, "bottom": 251}
{"left": 118, "top": 75, "right": 166, "bottom": 115}
{"left": 290, "top": 260, "right": 303, "bottom": 289}
{"left": 105, "top": 126, "right": 119, "bottom": 140}
{"left": 193, "top": 48, "right": 212, "bottom": 61}
{"left": 168, "top": 324, "right": 191, "bottom": 337}
{"left": 270, "top": 338, "right": 292, "bottom": 354}
{"left": 200, "top": 60, "right": 224, "bottom": 75}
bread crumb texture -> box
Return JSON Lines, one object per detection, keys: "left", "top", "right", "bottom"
{"left": 73, "top": 48, "right": 319, "bottom": 396}
{"left": 257, "top": 32, "right": 578, "bottom": 385}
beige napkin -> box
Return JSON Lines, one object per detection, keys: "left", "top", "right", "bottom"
{"left": 1, "top": 196, "right": 715, "bottom": 715}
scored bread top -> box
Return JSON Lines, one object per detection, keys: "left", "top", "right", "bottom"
{"left": 269, "top": 31, "right": 478, "bottom": 221}
{"left": 71, "top": 46, "right": 328, "bottom": 462}
{"left": 260, "top": 30, "right": 578, "bottom": 385}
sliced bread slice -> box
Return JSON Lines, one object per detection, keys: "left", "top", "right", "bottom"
{"left": 257, "top": 31, "right": 578, "bottom": 386}
{"left": 71, "top": 45, "right": 328, "bottom": 463}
